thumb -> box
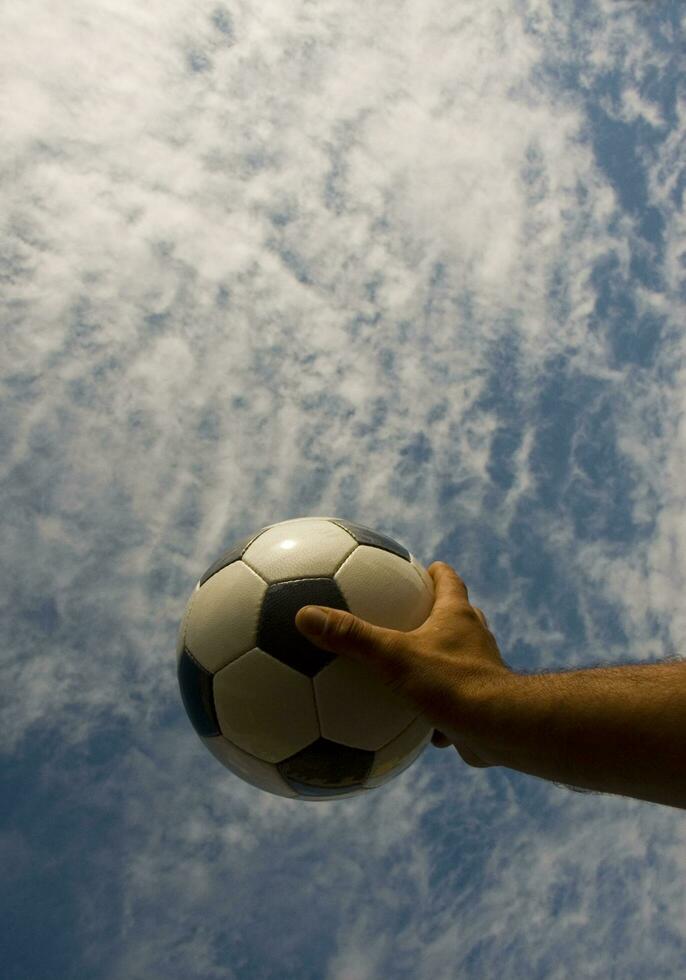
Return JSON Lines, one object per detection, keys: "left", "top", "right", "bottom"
{"left": 295, "top": 606, "right": 422, "bottom": 714}
{"left": 295, "top": 605, "right": 390, "bottom": 661}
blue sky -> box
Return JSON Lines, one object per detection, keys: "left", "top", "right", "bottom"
{"left": 2, "top": 0, "right": 685, "bottom": 977}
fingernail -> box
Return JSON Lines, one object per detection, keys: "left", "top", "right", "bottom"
{"left": 299, "top": 606, "right": 328, "bottom": 635}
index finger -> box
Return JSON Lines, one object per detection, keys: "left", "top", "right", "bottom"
{"left": 427, "top": 561, "right": 471, "bottom": 606}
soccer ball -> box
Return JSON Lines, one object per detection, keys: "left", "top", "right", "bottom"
{"left": 176, "top": 516, "right": 435, "bottom": 801}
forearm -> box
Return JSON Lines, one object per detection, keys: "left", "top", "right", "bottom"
{"left": 467, "top": 660, "right": 686, "bottom": 809}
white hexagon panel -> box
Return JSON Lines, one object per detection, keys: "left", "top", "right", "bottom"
{"left": 176, "top": 517, "right": 436, "bottom": 801}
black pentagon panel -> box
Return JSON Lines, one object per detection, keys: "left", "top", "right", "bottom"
{"left": 329, "top": 519, "right": 410, "bottom": 563}
{"left": 258, "top": 577, "right": 347, "bottom": 677}
{"left": 277, "top": 737, "right": 375, "bottom": 798}
{"left": 177, "top": 647, "right": 220, "bottom": 737}
{"left": 199, "top": 525, "right": 272, "bottom": 586}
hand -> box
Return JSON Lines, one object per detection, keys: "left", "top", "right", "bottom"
{"left": 294, "top": 561, "right": 512, "bottom": 770}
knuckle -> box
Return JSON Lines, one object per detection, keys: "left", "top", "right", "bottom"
{"left": 473, "top": 606, "right": 489, "bottom": 628}
{"left": 459, "top": 606, "right": 480, "bottom": 626}
{"left": 333, "top": 612, "right": 362, "bottom": 641}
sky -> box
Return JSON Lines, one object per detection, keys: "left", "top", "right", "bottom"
{"left": 1, "top": 0, "right": 685, "bottom": 977}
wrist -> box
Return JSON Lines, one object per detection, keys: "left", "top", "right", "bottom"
{"left": 454, "top": 667, "right": 525, "bottom": 767}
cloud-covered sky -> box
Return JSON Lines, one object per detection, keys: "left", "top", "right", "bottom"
{"left": 2, "top": 0, "right": 685, "bottom": 977}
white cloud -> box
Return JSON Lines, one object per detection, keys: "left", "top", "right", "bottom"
{"left": 1, "top": 0, "right": 684, "bottom": 977}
